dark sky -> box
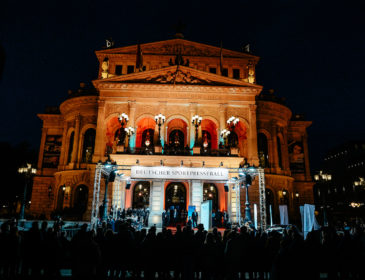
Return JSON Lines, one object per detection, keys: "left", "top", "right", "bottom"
{"left": 1, "top": 0, "right": 365, "bottom": 170}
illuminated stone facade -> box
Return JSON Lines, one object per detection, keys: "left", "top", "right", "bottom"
{"left": 31, "top": 38, "right": 314, "bottom": 225}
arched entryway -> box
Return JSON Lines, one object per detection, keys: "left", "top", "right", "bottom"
{"left": 73, "top": 185, "right": 89, "bottom": 219}
{"left": 56, "top": 186, "right": 65, "bottom": 210}
{"left": 136, "top": 118, "right": 156, "bottom": 148}
{"left": 203, "top": 183, "right": 218, "bottom": 211}
{"left": 165, "top": 182, "right": 187, "bottom": 211}
{"left": 168, "top": 129, "right": 184, "bottom": 149}
{"left": 132, "top": 181, "right": 150, "bottom": 209}
{"left": 201, "top": 119, "right": 218, "bottom": 149}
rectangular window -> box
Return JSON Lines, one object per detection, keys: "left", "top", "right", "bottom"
{"left": 222, "top": 68, "right": 228, "bottom": 77}
{"left": 127, "top": 65, "right": 134, "bottom": 74}
{"left": 233, "top": 69, "right": 240, "bottom": 79}
{"left": 209, "top": 67, "right": 217, "bottom": 74}
{"left": 115, "top": 65, "right": 123, "bottom": 75}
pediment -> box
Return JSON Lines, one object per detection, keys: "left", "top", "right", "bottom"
{"left": 93, "top": 65, "right": 262, "bottom": 88}
{"left": 96, "top": 38, "right": 258, "bottom": 60}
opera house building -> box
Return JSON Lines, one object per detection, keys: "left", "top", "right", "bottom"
{"left": 30, "top": 37, "right": 314, "bottom": 228}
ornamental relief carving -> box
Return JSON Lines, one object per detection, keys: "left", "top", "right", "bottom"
{"left": 55, "top": 171, "right": 89, "bottom": 188}
{"left": 143, "top": 43, "right": 219, "bottom": 56}
{"left": 104, "top": 103, "right": 128, "bottom": 119}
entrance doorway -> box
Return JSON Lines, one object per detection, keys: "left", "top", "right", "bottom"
{"left": 165, "top": 182, "right": 186, "bottom": 211}
{"left": 132, "top": 181, "right": 150, "bottom": 209}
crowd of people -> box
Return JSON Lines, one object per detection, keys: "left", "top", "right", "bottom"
{"left": 0, "top": 218, "right": 365, "bottom": 279}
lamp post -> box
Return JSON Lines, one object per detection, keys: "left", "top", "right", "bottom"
{"left": 191, "top": 115, "right": 202, "bottom": 147}
{"left": 102, "top": 158, "right": 117, "bottom": 222}
{"left": 314, "top": 171, "right": 332, "bottom": 227}
{"left": 220, "top": 129, "right": 230, "bottom": 147}
{"left": 154, "top": 113, "right": 165, "bottom": 146}
{"left": 18, "top": 163, "right": 37, "bottom": 220}
{"left": 227, "top": 116, "right": 239, "bottom": 130}
{"left": 117, "top": 113, "right": 129, "bottom": 144}
{"left": 125, "top": 126, "right": 135, "bottom": 152}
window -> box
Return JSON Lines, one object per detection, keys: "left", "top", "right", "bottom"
{"left": 127, "top": 65, "right": 134, "bottom": 74}
{"left": 67, "top": 132, "right": 74, "bottom": 164}
{"left": 209, "top": 67, "right": 217, "bottom": 74}
{"left": 82, "top": 129, "right": 96, "bottom": 163}
{"left": 233, "top": 69, "right": 240, "bottom": 79}
{"left": 258, "top": 133, "right": 269, "bottom": 168}
{"left": 221, "top": 68, "right": 228, "bottom": 77}
{"left": 115, "top": 65, "right": 123, "bottom": 75}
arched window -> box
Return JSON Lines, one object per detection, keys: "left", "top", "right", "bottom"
{"left": 142, "top": 129, "right": 154, "bottom": 147}
{"left": 73, "top": 185, "right": 89, "bottom": 218}
{"left": 277, "top": 137, "right": 283, "bottom": 169}
{"left": 67, "top": 132, "right": 74, "bottom": 164}
{"left": 228, "top": 131, "right": 238, "bottom": 147}
{"left": 203, "top": 183, "right": 218, "bottom": 211}
{"left": 258, "top": 133, "right": 269, "bottom": 168}
{"left": 132, "top": 181, "right": 150, "bottom": 209}
{"left": 82, "top": 129, "right": 96, "bottom": 163}
{"left": 56, "top": 186, "right": 65, "bottom": 210}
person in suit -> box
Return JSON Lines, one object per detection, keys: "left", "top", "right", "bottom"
{"left": 173, "top": 209, "right": 178, "bottom": 226}
{"left": 166, "top": 209, "right": 171, "bottom": 227}
{"left": 223, "top": 211, "right": 229, "bottom": 228}
{"left": 192, "top": 209, "right": 198, "bottom": 228}
{"left": 162, "top": 210, "right": 166, "bottom": 228}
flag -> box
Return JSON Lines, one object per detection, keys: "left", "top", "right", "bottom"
{"left": 219, "top": 42, "right": 223, "bottom": 75}
{"left": 136, "top": 43, "right": 143, "bottom": 72}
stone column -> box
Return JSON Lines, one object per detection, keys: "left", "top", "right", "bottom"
{"left": 302, "top": 132, "right": 311, "bottom": 181}
{"left": 93, "top": 100, "right": 106, "bottom": 162}
{"left": 271, "top": 121, "right": 279, "bottom": 171}
{"left": 248, "top": 104, "right": 259, "bottom": 165}
{"left": 149, "top": 180, "right": 164, "bottom": 227}
{"left": 71, "top": 114, "right": 81, "bottom": 166}
{"left": 37, "top": 128, "right": 48, "bottom": 171}
{"left": 59, "top": 121, "right": 68, "bottom": 169}
{"left": 219, "top": 104, "right": 227, "bottom": 145}
{"left": 191, "top": 181, "right": 203, "bottom": 223}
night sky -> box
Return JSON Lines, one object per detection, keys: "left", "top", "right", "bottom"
{"left": 1, "top": 0, "right": 365, "bottom": 170}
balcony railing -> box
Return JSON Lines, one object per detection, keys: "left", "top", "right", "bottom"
{"left": 114, "top": 145, "right": 238, "bottom": 157}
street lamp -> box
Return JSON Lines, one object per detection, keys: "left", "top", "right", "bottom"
{"left": 125, "top": 126, "right": 135, "bottom": 152}
{"left": 154, "top": 113, "right": 165, "bottom": 146}
{"left": 118, "top": 113, "right": 129, "bottom": 127}
{"left": 220, "top": 129, "right": 230, "bottom": 147}
{"left": 191, "top": 115, "right": 202, "bottom": 147}
{"left": 101, "top": 157, "right": 117, "bottom": 221}
{"left": 314, "top": 170, "right": 332, "bottom": 226}
{"left": 227, "top": 116, "right": 239, "bottom": 129}
{"left": 18, "top": 163, "right": 37, "bottom": 220}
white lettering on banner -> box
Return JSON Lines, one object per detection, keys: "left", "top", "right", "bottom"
{"left": 131, "top": 166, "right": 229, "bottom": 180}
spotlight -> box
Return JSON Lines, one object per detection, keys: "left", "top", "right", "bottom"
{"left": 160, "top": 160, "right": 164, "bottom": 166}
{"left": 136, "top": 159, "right": 139, "bottom": 165}
{"left": 126, "top": 181, "right": 131, "bottom": 189}
{"left": 224, "top": 184, "right": 229, "bottom": 192}
{"left": 202, "top": 161, "right": 205, "bottom": 167}
{"left": 246, "top": 174, "right": 252, "bottom": 186}
{"left": 181, "top": 160, "right": 183, "bottom": 166}
{"left": 220, "top": 162, "right": 223, "bottom": 167}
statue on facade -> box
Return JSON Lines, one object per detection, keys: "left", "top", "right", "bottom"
{"left": 247, "top": 60, "right": 256, "bottom": 84}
